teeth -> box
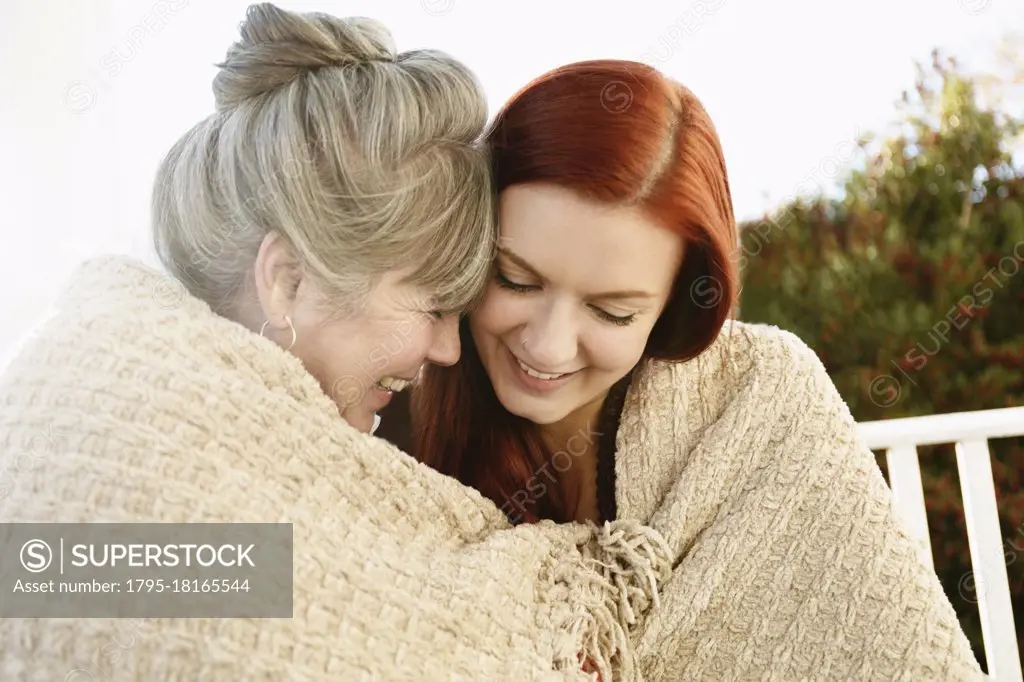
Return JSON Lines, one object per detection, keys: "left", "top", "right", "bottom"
{"left": 376, "top": 377, "right": 411, "bottom": 392}
{"left": 516, "top": 357, "right": 567, "bottom": 381}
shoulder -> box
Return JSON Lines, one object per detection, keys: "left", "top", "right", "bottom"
{"left": 625, "top": 320, "right": 845, "bottom": 445}
{"left": 726, "top": 320, "right": 830, "bottom": 383}
{"left": 716, "top": 319, "right": 823, "bottom": 366}
{"left": 638, "top": 320, "right": 829, "bottom": 398}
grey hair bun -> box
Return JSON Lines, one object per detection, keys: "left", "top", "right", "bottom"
{"left": 213, "top": 2, "right": 397, "bottom": 110}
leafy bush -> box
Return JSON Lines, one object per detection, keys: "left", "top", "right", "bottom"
{"left": 737, "top": 50, "right": 1024, "bottom": 672}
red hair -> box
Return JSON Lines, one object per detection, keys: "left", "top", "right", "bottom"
{"left": 411, "top": 60, "right": 738, "bottom": 524}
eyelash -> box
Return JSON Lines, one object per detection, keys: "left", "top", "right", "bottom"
{"left": 427, "top": 307, "right": 459, "bottom": 320}
{"left": 494, "top": 270, "right": 536, "bottom": 294}
{"left": 494, "top": 271, "right": 637, "bottom": 326}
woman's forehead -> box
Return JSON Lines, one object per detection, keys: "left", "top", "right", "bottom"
{"left": 498, "top": 185, "right": 683, "bottom": 295}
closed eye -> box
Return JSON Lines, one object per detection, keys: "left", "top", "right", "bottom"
{"left": 497, "top": 271, "right": 636, "bottom": 325}
{"left": 590, "top": 306, "right": 636, "bottom": 326}
{"left": 495, "top": 270, "right": 538, "bottom": 293}
{"left": 496, "top": 243, "right": 648, "bottom": 328}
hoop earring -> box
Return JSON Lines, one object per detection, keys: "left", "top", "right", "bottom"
{"left": 260, "top": 315, "right": 297, "bottom": 352}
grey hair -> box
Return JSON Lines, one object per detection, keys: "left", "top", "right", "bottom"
{"left": 151, "top": 2, "right": 495, "bottom": 319}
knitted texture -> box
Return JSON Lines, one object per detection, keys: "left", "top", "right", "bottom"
{"left": 0, "top": 255, "right": 986, "bottom": 680}
{"left": 617, "top": 320, "right": 987, "bottom": 681}
{"left": 0, "top": 256, "right": 664, "bottom": 681}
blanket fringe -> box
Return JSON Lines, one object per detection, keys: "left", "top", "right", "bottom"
{"left": 552, "top": 519, "right": 673, "bottom": 681}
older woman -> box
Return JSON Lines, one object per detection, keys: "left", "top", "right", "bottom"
{"left": 0, "top": 5, "right": 668, "bottom": 681}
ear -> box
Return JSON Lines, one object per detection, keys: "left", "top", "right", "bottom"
{"left": 253, "top": 231, "right": 301, "bottom": 325}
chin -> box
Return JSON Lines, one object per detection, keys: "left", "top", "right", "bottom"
{"left": 494, "top": 385, "right": 569, "bottom": 426}
{"left": 521, "top": 410, "right": 565, "bottom": 426}
{"left": 340, "top": 406, "right": 374, "bottom": 433}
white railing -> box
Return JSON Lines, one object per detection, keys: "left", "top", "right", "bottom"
{"left": 858, "top": 406, "right": 1024, "bottom": 682}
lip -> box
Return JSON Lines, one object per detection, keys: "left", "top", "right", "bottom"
{"left": 368, "top": 373, "right": 417, "bottom": 409}
{"left": 385, "top": 373, "right": 420, "bottom": 384}
{"left": 369, "top": 385, "right": 395, "bottom": 410}
{"left": 505, "top": 345, "right": 579, "bottom": 395}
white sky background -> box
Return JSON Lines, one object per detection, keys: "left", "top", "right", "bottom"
{"left": 0, "top": 0, "right": 1021, "bottom": 362}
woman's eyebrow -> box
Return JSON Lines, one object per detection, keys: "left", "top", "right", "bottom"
{"left": 590, "top": 289, "right": 656, "bottom": 301}
{"left": 497, "top": 246, "right": 544, "bottom": 279}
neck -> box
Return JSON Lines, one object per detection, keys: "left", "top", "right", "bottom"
{"left": 537, "top": 372, "right": 635, "bottom": 524}
{"left": 539, "top": 392, "right": 607, "bottom": 458}
{"left": 539, "top": 392, "right": 609, "bottom": 523}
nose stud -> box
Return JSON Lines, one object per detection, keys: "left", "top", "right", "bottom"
{"left": 521, "top": 336, "right": 528, "bottom": 349}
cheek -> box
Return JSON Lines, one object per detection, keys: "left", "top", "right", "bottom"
{"left": 584, "top": 324, "right": 652, "bottom": 372}
{"left": 471, "top": 287, "right": 529, "bottom": 338}
{"left": 295, "top": 321, "right": 375, "bottom": 402}
{"left": 400, "top": 328, "right": 435, "bottom": 363}
{"left": 377, "top": 318, "right": 434, "bottom": 369}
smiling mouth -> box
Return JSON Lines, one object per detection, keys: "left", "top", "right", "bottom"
{"left": 512, "top": 353, "right": 577, "bottom": 381}
{"left": 375, "top": 376, "right": 415, "bottom": 393}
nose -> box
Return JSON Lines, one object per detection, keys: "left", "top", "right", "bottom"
{"left": 521, "top": 299, "right": 577, "bottom": 370}
{"left": 425, "top": 314, "right": 461, "bottom": 366}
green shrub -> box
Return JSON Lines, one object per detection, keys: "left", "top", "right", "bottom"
{"left": 737, "top": 50, "right": 1024, "bottom": 673}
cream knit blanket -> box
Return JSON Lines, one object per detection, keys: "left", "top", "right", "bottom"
{"left": 614, "top": 320, "right": 986, "bottom": 680}
{"left": 0, "top": 256, "right": 985, "bottom": 681}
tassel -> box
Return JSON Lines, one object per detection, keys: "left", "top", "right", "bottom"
{"left": 549, "top": 519, "right": 672, "bottom": 681}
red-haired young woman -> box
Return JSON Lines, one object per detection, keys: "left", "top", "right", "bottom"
{"left": 410, "top": 60, "right": 985, "bottom": 680}
{"left": 413, "top": 60, "right": 737, "bottom": 525}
